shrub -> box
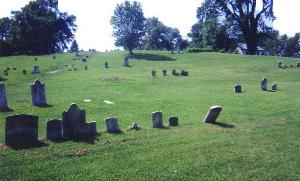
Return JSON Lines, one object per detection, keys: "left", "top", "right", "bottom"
{"left": 186, "top": 47, "right": 214, "bottom": 53}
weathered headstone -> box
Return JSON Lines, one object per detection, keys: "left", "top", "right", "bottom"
{"left": 151, "top": 70, "right": 156, "bottom": 77}
{"left": 169, "top": 116, "right": 178, "bottom": 126}
{"left": 105, "top": 62, "right": 109, "bottom": 69}
{"left": 0, "top": 84, "right": 9, "bottom": 111}
{"left": 105, "top": 117, "right": 121, "bottom": 133}
{"left": 128, "top": 122, "right": 141, "bottom": 131}
{"left": 152, "top": 111, "right": 163, "bottom": 128}
{"left": 22, "top": 70, "right": 27, "bottom": 75}
{"left": 53, "top": 55, "right": 56, "bottom": 59}
{"left": 234, "top": 84, "right": 242, "bottom": 93}
{"left": 32, "top": 66, "right": 40, "bottom": 74}
{"left": 124, "top": 57, "right": 129, "bottom": 67}
{"left": 84, "top": 65, "right": 88, "bottom": 70}
{"left": 62, "top": 103, "right": 97, "bottom": 139}
{"left": 203, "top": 106, "right": 222, "bottom": 124}
{"left": 297, "top": 63, "right": 300, "bottom": 67}
{"left": 272, "top": 82, "right": 277, "bottom": 91}
{"left": 278, "top": 61, "right": 282, "bottom": 68}
{"left": 31, "top": 80, "right": 47, "bottom": 106}
{"left": 181, "top": 70, "right": 189, "bottom": 76}
{"left": 261, "top": 77, "right": 267, "bottom": 91}
{"left": 172, "top": 69, "right": 179, "bottom": 76}
{"left": 46, "top": 119, "right": 63, "bottom": 141}
{"left": 3, "top": 69, "right": 8, "bottom": 76}
{"left": 163, "top": 70, "right": 167, "bottom": 76}
{"left": 5, "top": 114, "right": 39, "bottom": 147}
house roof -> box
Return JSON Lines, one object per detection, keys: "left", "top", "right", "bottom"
{"left": 238, "top": 43, "right": 264, "bottom": 51}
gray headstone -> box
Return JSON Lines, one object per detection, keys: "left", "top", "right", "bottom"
{"left": 0, "top": 84, "right": 9, "bottom": 110}
{"left": 278, "top": 61, "right": 282, "bottom": 68}
{"left": 31, "top": 80, "right": 47, "bottom": 106}
{"left": 151, "top": 70, "right": 156, "bottom": 77}
{"left": 297, "top": 63, "right": 300, "bottom": 67}
{"left": 124, "top": 57, "right": 129, "bottom": 67}
{"left": 169, "top": 116, "right": 178, "bottom": 126}
{"left": 163, "top": 70, "right": 167, "bottom": 76}
{"left": 152, "top": 111, "right": 163, "bottom": 128}
{"left": 32, "top": 66, "right": 40, "bottom": 74}
{"left": 272, "top": 82, "right": 277, "bottom": 91}
{"left": 203, "top": 106, "right": 222, "bottom": 124}
{"left": 5, "top": 114, "right": 39, "bottom": 147}
{"left": 128, "top": 122, "right": 141, "bottom": 131}
{"left": 105, "top": 117, "right": 121, "bottom": 133}
{"left": 3, "top": 69, "right": 8, "bottom": 76}
{"left": 234, "top": 84, "right": 242, "bottom": 93}
{"left": 261, "top": 77, "right": 267, "bottom": 91}
{"left": 172, "top": 69, "right": 179, "bottom": 76}
{"left": 22, "top": 70, "right": 27, "bottom": 75}
{"left": 62, "top": 103, "right": 96, "bottom": 139}
{"left": 84, "top": 65, "right": 88, "bottom": 70}
{"left": 105, "top": 62, "right": 109, "bottom": 69}
{"left": 181, "top": 70, "right": 189, "bottom": 76}
{"left": 46, "top": 119, "right": 63, "bottom": 141}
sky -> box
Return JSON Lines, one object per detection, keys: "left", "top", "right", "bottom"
{"left": 0, "top": 0, "right": 300, "bottom": 51}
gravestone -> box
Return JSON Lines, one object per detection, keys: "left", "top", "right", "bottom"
{"left": 124, "top": 57, "right": 129, "bottom": 67}
{"left": 163, "top": 70, "right": 167, "bottom": 76}
{"left": 3, "top": 69, "right": 8, "bottom": 76}
{"left": 82, "top": 58, "right": 87, "bottom": 62}
{"left": 181, "top": 70, "right": 189, "bottom": 76}
{"left": 31, "top": 80, "right": 47, "bottom": 106}
{"left": 46, "top": 119, "right": 63, "bottom": 141}
{"left": 53, "top": 55, "right": 56, "bottom": 59}
{"left": 105, "top": 117, "right": 121, "bottom": 133}
{"left": 5, "top": 114, "right": 39, "bottom": 147}
{"left": 32, "top": 66, "right": 40, "bottom": 74}
{"left": 203, "top": 106, "right": 222, "bottom": 124}
{"left": 169, "top": 116, "right": 178, "bottom": 126}
{"left": 152, "top": 111, "right": 163, "bottom": 128}
{"left": 278, "top": 61, "right": 282, "bottom": 68}
{"left": 22, "top": 70, "right": 27, "bottom": 75}
{"left": 172, "top": 69, "right": 179, "bottom": 76}
{"left": 151, "top": 70, "right": 156, "bottom": 77}
{"left": 62, "top": 103, "right": 97, "bottom": 139}
{"left": 234, "top": 84, "right": 242, "bottom": 93}
{"left": 105, "top": 62, "right": 109, "bottom": 69}
{"left": 86, "top": 56, "right": 89, "bottom": 58}
{"left": 261, "top": 77, "right": 268, "bottom": 91}
{"left": 297, "top": 63, "right": 300, "bottom": 67}
{"left": 13, "top": 67, "right": 17, "bottom": 70}
{"left": 6, "top": 67, "right": 10, "bottom": 70}
{"left": 0, "top": 84, "right": 9, "bottom": 110}
{"left": 272, "top": 82, "right": 277, "bottom": 91}
{"left": 128, "top": 122, "right": 141, "bottom": 131}
{"left": 74, "top": 68, "right": 77, "bottom": 71}
{"left": 290, "top": 64, "right": 293, "bottom": 68}
{"left": 34, "top": 58, "right": 38, "bottom": 61}
{"left": 84, "top": 65, "right": 88, "bottom": 70}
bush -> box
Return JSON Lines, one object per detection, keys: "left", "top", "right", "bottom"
{"left": 219, "top": 49, "right": 227, "bottom": 53}
{"left": 186, "top": 47, "right": 213, "bottom": 53}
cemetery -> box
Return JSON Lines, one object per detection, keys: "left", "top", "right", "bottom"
{"left": 0, "top": 51, "right": 299, "bottom": 179}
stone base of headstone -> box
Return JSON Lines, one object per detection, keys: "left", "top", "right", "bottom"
{"left": 152, "top": 111, "right": 163, "bottom": 128}
{"left": 203, "top": 106, "right": 222, "bottom": 124}
{"left": 46, "top": 119, "right": 63, "bottom": 141}
{"left": 5, "top": 114, "right": 39, "bottom": 147}
{"left": 169, "top": 117, "right": 178, "bottom": 126}
{"left": 105, "top": 117, "right": 121, "bottom": 133}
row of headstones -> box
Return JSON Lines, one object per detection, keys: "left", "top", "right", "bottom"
{"left": 233, "top": 77, "right": 278, "bottom": 93}
{"left": 0, "top": 80, "right": 47, "bottom": 111}
{"left": 3, "top": 66, "right": 40, "bottom": 76}
{"left": 151, "top": 69, "right": 189, "bottom": 77}
{"left": 4, "top": 103, "right": 222, "bottom": 147}
{"left": 278, "top": 61, "right": 300, "bottom": 68}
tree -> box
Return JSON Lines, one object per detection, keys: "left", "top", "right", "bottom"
{"left": 110, "top": 1, "right": 145, "bottom": 54}
{"left": 0, "top": 18, "right": 12, "bottom": 56}
{"left": 70, "top": 40, "right": 79, "bottom": 53}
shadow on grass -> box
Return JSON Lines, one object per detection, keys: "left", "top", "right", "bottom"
{"left": 152, "top": 126, "right": 170, "bottom": 129}
{"left": 10, "top": 141, "right": 48, "bottom": 150}
{"left": 210, "top": 121, "right": 235, "bottom": 128}
{"left": 50, "top": 132, "right": 101, "bottom": 144}
{"left": 129, "top": 53, "right": 176, "bottom": 61}
{"left": 0, "top": 107, "right": 14, "bottom": 112}
{"left": 34, "top": 104, "right": 53, "bottom": 108}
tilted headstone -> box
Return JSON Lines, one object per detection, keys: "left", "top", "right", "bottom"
{"left": 31, "top": 80, "right": 47, "bottom": 106}
{"left": 261, "top": 77, "right": 268, "bottom": 91}
{"left": 3, "top": 69, "right": 8, "bottom": 76}
{"left": 169, "top": 116, "right": 178, "bottom": 126}
{"left": 105, "top": 62, "right": 109, "bottom": 69}
{"left": 124, "top": 57, "right": 129, "bottom": 67}
{"left": 203, "top": 106, "right": 222, "bottom": 124}
{"left": 32, "top": 66, "right": 40, "bottom": 74}
{"left": 62, "top": 103, "right": 97, "bottom": 139}
{"left": 163, "top": 70, "right": 167, "bottom": 76}
{"left": 272, "top": 82, "right": 277, "bottom": 91}
{"left": 234, "top": 84, "right": 242, "bottom": 93}
{"left": 152, "top": 111, "right": 163, "bottom": 128}
{"left": 278, "top": 61, "right": 282, "bottom": 68}
{"left": 105, "top": 117, "right": 121, "bottom": 133}
{"left": 0, "top": 84, "right": 9, "bottom": 110}
{"left": 128, "top": 122, "right": 141, "bottom": 131}
{"left": 151, "top": 70, "right": 156, "bottom": 77}
{"left": 46, "top": 119, "right": 63, "bottom": 141}
{"left": 5, "top": 114, "right": 39, "bottom": 147}
{"left": 22, "top": 70, "right": 27, "bottom": 75}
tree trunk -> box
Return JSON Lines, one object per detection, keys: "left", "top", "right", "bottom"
{"left": 129, "top": 49, "right": 133, "bottom": 54}
{"left": 243, "top": 31, "right": 258, "bottom": 55}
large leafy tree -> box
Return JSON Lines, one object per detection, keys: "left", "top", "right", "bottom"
{"left": 110, "top": 1, "right": 145, "bottom": 54}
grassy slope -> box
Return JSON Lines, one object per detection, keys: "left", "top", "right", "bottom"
{"left": 0, "top": 51, "right": 299, "bottom": 180}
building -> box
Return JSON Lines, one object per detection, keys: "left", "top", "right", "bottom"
{"left": 236, "top": 43, "right": 266, "bottom": 55}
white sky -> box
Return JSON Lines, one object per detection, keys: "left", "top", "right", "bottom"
{"left": 0, "top": 0, "right": 299, "bottom": 51}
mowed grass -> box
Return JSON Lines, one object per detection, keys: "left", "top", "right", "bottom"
{"left": 0, "top": 50, "right": 299, "bottom": 180}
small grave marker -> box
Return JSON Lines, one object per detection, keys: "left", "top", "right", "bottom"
{"left": 152, "top": 111, "right": 163, "bottom": 128}
{"left": 105, "top": 117, "right": 121, "bottom": 133}
{"left": 203, "top": 106, "right": 222, "bottom": 124}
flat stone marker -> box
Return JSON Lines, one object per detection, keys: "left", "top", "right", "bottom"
{"left": 124, "top": 57, "right": 129, "bottom": 67}
{"left": 32, "top": 66, "right": 40, "bottom": 74}
{"left": 5, "top": 114, "right": 39, "bottom": 147}
{"left": 272, "top": 82, "right": 277, "bottom": 91}
{"left": 163, "top": 70, "right": 167, "bottom": 76}
{"left": 105, "top": 62, "right": 109, "bottom": 69}
{"left": 105, "top": 117, "right": 121, "bottom": 133}
{"left": 62, "top": 103, "right": 96, "bottom": 139}
{"left": 46, "top": 119, "right": 63, "bottom": 141}
{"left": 152, "top": 111, "right": 163, "bottom": 128}
{"left": 169, "top": 116, "right": 178, "bottom": 126}
{"left": 203, "top": 106, "right": 222, "bottom": 124}
{"left": 22, "top": 70, "right": 27, "bottom": 75}
{"left": 234, "top": 84, "right": 242, "bottom": 93}
{"left": 128, "top": 122, "right": 141, "bottom": 131}
{"left": 4, "top": 69, "right": 8, "bottom": 76}
{"left": 261, "top": 77, "right": 267, "bottom": 91}
{"left": 31, "top": 80, "right": 47, "bottom": 106}
{"left": 278, "top": 61, "right": 282, "bottom": 68}
{"left": 0, "top": 84, "right": 9, "bottom": 111}
{"left": 151, "top": 70, "right": 156, "bottom": 77}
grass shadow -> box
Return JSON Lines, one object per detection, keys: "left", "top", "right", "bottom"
{"left": 10, "top": 141, "right": 48, "bottom": 150}
{"left": 211, "top": 121, "right": 235, "bottom": 128}
{"left": 0, "top": 107, "right": 14, "bottom": 112}
{"left": 35, "top": 104, "right": 53, "bottom": 108}
{"left": 129, "top": 53, "right": 176, "bottom": 61}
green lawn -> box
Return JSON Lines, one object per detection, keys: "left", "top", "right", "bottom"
{"left": 0, "top": 51, "right": 299, "bottom": 180}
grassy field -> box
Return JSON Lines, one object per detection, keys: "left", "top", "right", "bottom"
{"left": 0, "top": 50, "right": 299, "bottom": 180}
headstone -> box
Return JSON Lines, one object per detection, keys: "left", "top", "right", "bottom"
{"left": 5, "top": 114, "right": 39, "bottom": 147}
{"left": 3, "top": 69, "right": 8, "bottom": 76}
{"left": 234, "top": 84, "right": 242, "bottom": 93}
{"left": 272, "top": 82, "right": 277, "bottom": 91}
{"left": 22, "top": 70, "right": 27, "bottom": 75}
{"left": 124, "top": 57, "right": 129, "bottom": 67}
{"left": 6, "top": 68, "right": 10, "bottom": 70}
{"left": 12, "top": 67, "right": 17, "bottom": 70}
{"left": 169, "top": 116, "right": 178, "bottom": 126}
{"left": 74, "top": 68, "right": 77, "bottom": 71}
{"left": 128, "top": 122, "right": 141, "bottom": 131}
{"left": 31, "top": 80, "right": 47, "bottom": 106}
{"left": 152, "top": 111, "right": 163, "bottom": 128}
{"left": 0, "top": 84, "right": 9, "bottom": 111}
{"left": 181, "top": 70, "right": 189, "bottom": 76}
{"left": 82, "top": 58, "right": 87, "bottom": 62}
{"left": 261, "top": 77, "right": 267, "bottom": 91}
{"left": 62, "top": 103, "right": 97, "bottom": 139}
{"left": 172, "top": 69, "right": 179, "bottom": 76}
{"left": 163, "top": 70, "right": 167, "bottom": 76}
{"left": 290, "top": 64, "right": 293, "bottom": 68}
{"left": 34, "top": 58, "right": 38, "bottom": 61}
{"left": 105, "top": 117, "right": 121, "bottom": 133}
{"left": 203, "top": 106, "right": 222, "bottom": 124}
{"left": 32, "top": 66, "right": 40, "bottom": 74}
{"left": 151, "top": 70, "right": 156, "bottom": 77}
{"left": 105, "top": 62, "right": 109, "bottom": 69}
{"left": 84, "top": 65, "right": 88, "bottom": 70}
{"left": 297, "top": 63, "right": 300, "bottom": 67}
{"left": 278, "top": 61, "right": 282, "bottom": 68}
{"left": 86, "top": 55, "right": 89, "bottom": 58}
{"left": 53, "top": 55, "right": 56, "bottom": 59}
{"left": 46, "top": 119, "right": 63, "bottom": 141}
